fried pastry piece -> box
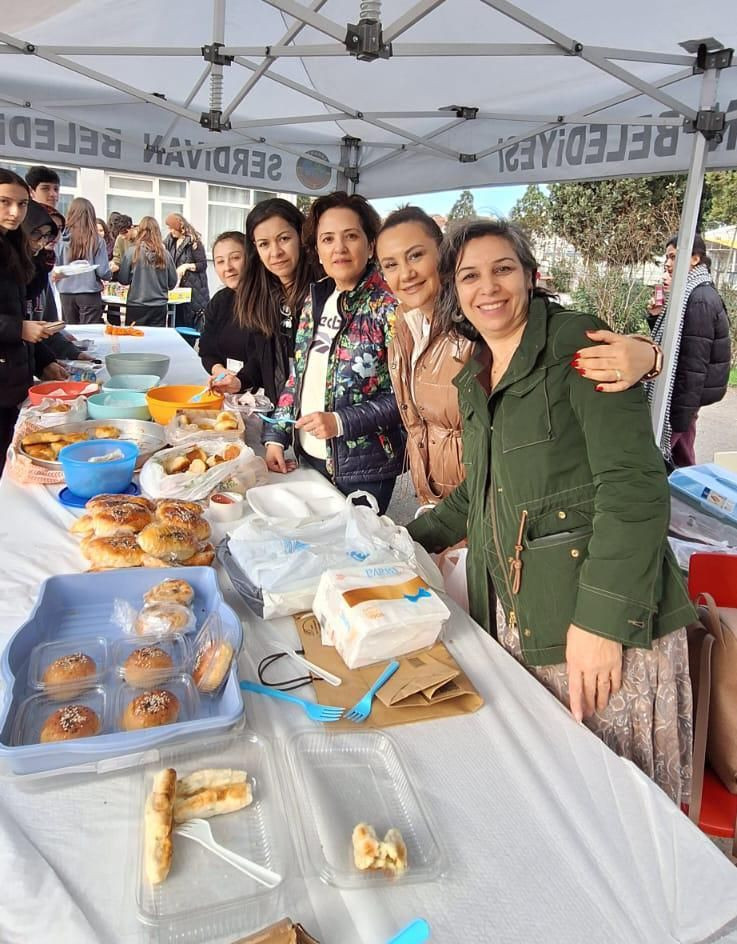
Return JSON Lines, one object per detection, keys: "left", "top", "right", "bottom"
{"left": 144, "top": 768, "right": 176, "bottom": 885}
{"left": 93, "top": 425, "right": 121, "bottom": 439}
{"left": 173, "top": 781, "right": 252, "bottom": 823}
{"left": 24, "top": 444, "right": 56, "bottom": 460}
{"left": 352, "top": 823, "right": 408, "bottom": 874}
{"left": 21, "top": 431, "right": 64, "bottom": 446}
{"left": 81, "top": 533, "right": 147, "bottom": 569}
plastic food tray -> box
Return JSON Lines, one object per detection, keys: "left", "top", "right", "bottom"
{"left": 134, "top": 733, "right": 299, "bottom": 940}
{"left": 284, "top": 729, "right": 446, "bottom": 888}
{"left": 17, "top": 418, "right": 166, "bottom": 470}
{"left": 0, "top": 567, "right": 244, "bottom": 777}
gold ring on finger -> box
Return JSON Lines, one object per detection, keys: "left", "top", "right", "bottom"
{"left": 615, "top": 369, "right": 622, "bottom": 382}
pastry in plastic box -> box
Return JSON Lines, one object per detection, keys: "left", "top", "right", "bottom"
{"left": 312, "top": 564, "right": 450, "bottom": 669}
{"left": 190, "top": 612, "right": 236, "bottom": 694}
{"left": 143, "top": 577, "right": 195, "bottom": 607}
{"left": 135, "top": 603, "right": 196, "bottom": 637}
{"left": 166, "top": 409, "right": 245, "bottom": 446}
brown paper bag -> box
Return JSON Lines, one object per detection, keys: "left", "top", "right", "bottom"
{"left": 294, "top": 612, "right": 483, "bottom": 728}
{"left": 230, "top": 917, "right": 320, "bottom": 943}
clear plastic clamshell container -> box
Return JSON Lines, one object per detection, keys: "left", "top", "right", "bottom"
{"left": 112, "top": 674, "right": 199, "bottom": 734}
{"left": 284, "top": 729, "right": 446, "bottom": 889}
{"left": 112, "top": 633, "right": 190, "bottom": 688}
{"left": 12, "top": 686, "right": 108, "bottom": 746}
{"left": 189, "top": 611, "right": 238, "bottom": 696}
{"left": 28, "top": 634, "right": 109, "bottom": 697}
{"left": 134, "top": 732, "right": 307, "bottom": 942}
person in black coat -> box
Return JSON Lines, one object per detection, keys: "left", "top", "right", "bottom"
{"left": 164, "top": 213, "right": 210, "bottom": 329}
{"left": 0, "top": 171, "right": 60, "bottom": 473}
{"left": 661, "top": 234, "right": 731, "bottom": 467}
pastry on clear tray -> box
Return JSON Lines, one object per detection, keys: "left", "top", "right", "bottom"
{"left": 40, "top": 704, "right": 101, "bottom": 742}
{"left": 143, "top": 578, "right": 195, "bottom": 607}
{"left": 352, "top": 823, "right": 407, "bottom": 874}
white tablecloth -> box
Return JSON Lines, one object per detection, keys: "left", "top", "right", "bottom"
{"left": 1, "top": 328, "right": 737, "bottom": 943}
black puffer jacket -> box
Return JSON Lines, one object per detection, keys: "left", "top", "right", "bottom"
{"left": 164, "top": 234, "right": 210, "bottom": 312}
{"left": 0, "top": 270, "right": 53, "bottom": 408}
{"left": 671, "top": 282, "right": 731, "bottom": 433}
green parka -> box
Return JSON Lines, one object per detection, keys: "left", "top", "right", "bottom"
{"left": 408, "top": 297, "right": 695, "bottom": 666}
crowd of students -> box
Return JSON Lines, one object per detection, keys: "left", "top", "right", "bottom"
{"left": 1, "top": 164, "right": 732, "bottom": 806}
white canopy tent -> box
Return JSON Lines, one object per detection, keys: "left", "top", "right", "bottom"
{"left": 1, "top": 0, "right": 736, "bottom": 441}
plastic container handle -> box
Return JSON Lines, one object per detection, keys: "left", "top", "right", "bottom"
{"left": 240, "top": 679, "right": 310, "bottom": 709}
{"left": 386, "top": 919, "right": 431, "bottom": 944}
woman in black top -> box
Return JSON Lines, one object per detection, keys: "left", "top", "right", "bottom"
{"left": 200, "top": 203, "right": 316, "bottom": 404}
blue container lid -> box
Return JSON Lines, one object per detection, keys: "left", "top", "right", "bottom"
{"left": 59, "top": 481, "right": 140, "bottom": 508}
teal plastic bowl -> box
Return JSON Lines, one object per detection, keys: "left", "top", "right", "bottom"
{"left": 105, "top": 352, "right": 170, "bottom": 380}
{"left": 87, "top": 390, "right": 151, "bottom": 421}
{"left": 59, "top": 439, "right": 138, "bottom": 498}
{"left": 102, "top": 374, "right": 160, "bottom": 394}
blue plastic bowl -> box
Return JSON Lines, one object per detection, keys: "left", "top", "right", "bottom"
{"left": 87, "top": 389, "right": 150, "bottom": 421}
{"left": 58, "top": 439, "right": 139, "bottom": 498}
{"left": 101, "top": 374, "right": 160, "bottom": 394}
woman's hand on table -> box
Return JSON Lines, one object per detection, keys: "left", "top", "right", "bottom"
{"left": 565, "top": 623, "right": 622, "bottom": 721}
{"left": 264, "top": 444, "right": 297, "bottom": 474}
{"left": 41, "top": 362, "right": 69, "bottom": 382}
{"left": 295, "top": 411, "right": 338, "bottom": 439}
{"left": 573, "top": 330, "right": 658, "bottom": 392}
{"left": 210, "top": 369, "right": 241, "bottom": 394}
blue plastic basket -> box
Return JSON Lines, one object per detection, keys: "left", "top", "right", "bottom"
{"left": 58, "top": 438, "right": 138, "bottom": 498}
{"left": 0, "top": 567, "right": 244, "bottom": 777}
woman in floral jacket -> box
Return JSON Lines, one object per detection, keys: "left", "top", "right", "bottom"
{"left": 264, "top": 192, "right": 404, "bottom": 513}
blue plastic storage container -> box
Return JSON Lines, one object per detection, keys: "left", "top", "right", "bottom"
{"left": 59, "top": 438, "right": 138, "bottom": 498}
{"left": 0, "top": 567, "right": 244, "bottom": 777}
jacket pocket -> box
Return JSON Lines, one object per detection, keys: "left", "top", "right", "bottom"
{"left": 499, "top": 370, "right": 552, "bottom": 454}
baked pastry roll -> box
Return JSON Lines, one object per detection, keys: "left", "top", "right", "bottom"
{"left": 135, "top": 603, "right": 192, "bottom": 636}
{"left": 89, "top": 502, "right": 153, "bottom": 536}
{"left": 123, "top": 689, "right": 180, "bottom": 730}
{"left": 173, "top": 781, "right": 252, "bottom": 823}
{"left": 176, "top": 768, "right": 247, "bottom": 797}
{"left": 86, "top": 494, "right": 156, "bottom": 513}
{"left": 155, "top": 504, "right": 210, "bottom": 542}
{"left": 40, "top": 704, "right": 101, "bottom": 742}
{"left": 137, "top": 523, "right": 199, "bottom": 562}
{"left": 155, "top": 499, "right": 205, "bottom": 518}
{"left": 181, "top": 543, "right": 216, "bottom": 567}
{"left": 192, "top": 640, "right": 234, "bottom": 693}
{"left": 81, "top": 533, "right": 147, "bottom": 569}
{"left": 144, "top": 768, "right": 176, "bottom": 885}
{"left": 143, "top": 578, "right": 195, "bottom": 607}
{"left": 124, "top": 646, "right": 174, "bottom": 686}
{"left": 42, "top": 652, "right": 97, "bottom": 693}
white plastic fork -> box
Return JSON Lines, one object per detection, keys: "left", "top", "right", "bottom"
{"left": 174, "top": 818, "right": 281, "bottom": 888}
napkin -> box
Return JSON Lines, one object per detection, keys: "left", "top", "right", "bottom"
{"left": 294, "top": 611, "right": 483, "bottom": 728}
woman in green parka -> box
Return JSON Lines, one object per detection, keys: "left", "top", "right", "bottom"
{"left": 408, "top": 220, "right": 695, "bottom": 804}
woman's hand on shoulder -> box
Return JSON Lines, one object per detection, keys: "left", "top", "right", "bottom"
{"left": 572, "top": 330, "right": 657, "bottom": 392}
{"left": 565, "top": 623, "right": 622, "bottom": 721}
{"left": 264, "top": 443, "right": 297, "bottom": 474}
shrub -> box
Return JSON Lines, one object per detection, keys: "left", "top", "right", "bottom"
{"left": 570, "top": 267, "right": 651, "bottom": 335}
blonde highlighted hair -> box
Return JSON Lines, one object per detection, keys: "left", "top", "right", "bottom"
{"left": 133, "top": 216, "right": 168, "bottom": 268}
{"left": 66, "top": 197, "right": 100, "bottom": 261}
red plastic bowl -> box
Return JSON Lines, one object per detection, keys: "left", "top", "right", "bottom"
{"left": 28, "top": 381, "right": 98, "bottom": 406}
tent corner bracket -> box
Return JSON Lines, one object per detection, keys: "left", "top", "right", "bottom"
{"left": 459, "top": 153, "right": 477, "bottom": 163}
{"left": 201, "top": 43, "right": 234, "bottom": 67}
{"left": 200, "top": 109, "right": 232, "bottom": 132}
{"left": 344, "top": 22, "right": 392, "bottom": 62}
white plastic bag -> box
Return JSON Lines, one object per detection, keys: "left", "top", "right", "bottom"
{"left": 435, "top": 546, "right": 469, "bottom": 612}
{"left": 164, "top": 409, "right": 245, "bottom": 446}
{"left": 226, "top": 490, "right": 443, "bottom": 616}
{"left": 139, "top": 438, "right": 259, "bottom": 500}
{"left": 20, "top": 395, "right": 88, "bottom": 428}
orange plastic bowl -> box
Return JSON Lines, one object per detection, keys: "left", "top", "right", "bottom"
{"left": 28, "top": 380, "right": 98, "bottom": 405}
{"left": 145, "top": 385, "right": 224, "bottom": 424}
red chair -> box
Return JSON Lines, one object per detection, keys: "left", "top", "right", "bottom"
{"left": 687, "top": 552, "right": 737, "bottom": 857}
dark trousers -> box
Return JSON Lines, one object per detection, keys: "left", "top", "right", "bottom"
{"left": 671, "top": 413, "right": 698, "bottom": 467}
{"left": 60, "top": 292, "right": 103, "bottom": 325}
{"left": 301, "top": 452, "right": 396, "bottom": 515}
{"left": 0, "top": 405, "right": 20, "bottom": 477}
{"left": 125, "top": 304, "right": 169, "bottom": 327}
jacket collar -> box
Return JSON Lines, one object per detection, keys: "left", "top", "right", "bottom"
{"left": 310, "top": 260, "right": 384, "bottom": 310}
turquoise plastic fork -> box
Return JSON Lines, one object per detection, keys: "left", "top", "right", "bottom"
{"left": 345, "top": 660, "right": 400, "bottom": 722}
{"left": 387, "top": 919, "right": 431, "bottom": 944}
{"left": 240, "top": 680, "right": 344, "bottom": 722}
{"left": 256, "top": 412, "right": 297, "bottom": 425}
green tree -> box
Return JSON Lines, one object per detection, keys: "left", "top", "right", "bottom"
{"left": 447, "top": 189, "right": 477, "bottom": 221}
{"left": 296, "top": 194, "right": 314, "bottom": 215}
{"left": 704, "top": 171, "right": 737, "bottom": 226}
{"left": 509, "top": 184, "right": 550, "bottom": 239}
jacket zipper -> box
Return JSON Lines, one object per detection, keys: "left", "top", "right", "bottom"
{"left": 489, "top": 468, "right": 521, "bottom": 633}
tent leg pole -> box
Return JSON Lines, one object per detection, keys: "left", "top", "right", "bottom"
{"left": 649, "top": 65, "right": 719, "bottom": 447}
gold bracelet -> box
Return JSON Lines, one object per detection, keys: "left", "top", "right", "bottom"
{"left": 630, "top": 334, "right": 664, "bottom": 380}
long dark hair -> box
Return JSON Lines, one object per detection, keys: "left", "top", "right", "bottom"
{"left": 234, "top": 199, "right": 315, "bottom": 337}
{"left": 133, "top": 216, "right": 167, "bottom": 268}
{"left": 302, "top": 191, "right": 381, "bottom": 268}
{"left": 434, "top": 219, "right": 551, "bottom": 342}
{"left": 66, "top": 197, "right": 99, "bottom": 261}
{"left": 378, "top": 205, "right": 443, "bottom": 246}
{"left": 0, "top": 169, "right": 34, "bottom": 285}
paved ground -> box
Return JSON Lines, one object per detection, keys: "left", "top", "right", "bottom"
{"left": 386, "top": 389, "right": 737, "bottom": 525}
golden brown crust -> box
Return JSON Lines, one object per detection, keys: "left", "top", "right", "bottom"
{"left": 93, "top": 425, "right": 121, "bottom": 439}
{"left": 181, "top": 543, "right": 215, "bottom": 567}
{"left": 86, "top": 494, "right": 156, "bottom": 513}
{"left": 145, "top": 768, "right": 176, "bottom": 885}
{"left": 21, "top": 430, "right": 65, "bottom": 445}
{"left": 42, "top": 652, "right": 97, "bottom": 690}
{"left": 143, "top": 578, "right": 195, "bottom": 607}
{"left": 40, "top": 704, "right": 101, "bottom": 742}
{"left": 123, "top": 689, "right": 180, "bottom": 731}
{"left": 192, "top": 640, "right": 234, "bottom": 693}
{"left": 136, "top": 523, "right": 199, "bottom": 562}
{"left": 89, "top": 503, "right": 153, "bottom": 536}
{"left": 24, "top": 444, "right": 56, "bottom": 460}
{"left": 156, "top": 499, "right": 205, "bottom": 517}
{"left": 175, "top": 767, "right": 247, "bottom": 798}
{"left": 70, "top": 514, "right": 95, "bottom": 534}
{"left": 173, "top": 781, "right": 252, "bottom": 823}
{"left": 352, "top": 823, "right": 407, "bottom": 874}
{"left": 154, "top": 505, "right": 210, "bottom": 542}
{"left": 80, "top": 533, "right": 146, "bottom": 569}
{"left": 124, "top": 646, "right": 174, "bottom": 686}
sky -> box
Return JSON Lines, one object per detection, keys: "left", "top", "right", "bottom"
{"left": 370, "top": 185, "right": 528, "bottom": 219}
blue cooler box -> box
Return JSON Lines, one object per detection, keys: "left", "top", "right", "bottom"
{"left": 669, "top": 464, "right": 737, "bottom": 527}
{"left": 0, "top": 566, "right": 244, "bottom": 778}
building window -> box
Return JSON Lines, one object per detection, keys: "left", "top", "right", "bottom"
{"left": 0, "top": 159, "right": 78, "bottom": 214}
{"left": 105, "top": 173, "right": 186, "bottom": 229}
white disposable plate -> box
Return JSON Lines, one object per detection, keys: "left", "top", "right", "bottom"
{"left": 245, "top": 479, "right": 346, "bottom": 522}
{"left": 53, "top": 262, "right": 98, "bottom": 276}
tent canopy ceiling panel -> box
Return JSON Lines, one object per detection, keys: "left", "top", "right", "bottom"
{"left": 0, "top": 0, "right": 735, "bottom": 196}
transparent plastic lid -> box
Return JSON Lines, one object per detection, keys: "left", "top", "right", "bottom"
{"left": 284, "top": 729, "right": 447, "bottom": 888}
{"left": 134, "top": 732, "right": 295, "bottom": 937}
{"left": 112, "top": 633, "right": 190, "bottom": 688}
{"left": 28, "top": 634, "right": 109, "bottom": 696}
{"left": 190, "top": 611, "right": 239, "bottom": 696}
{"left": 12, "top": 686, "right": 108, "bottom": 746}
{"left": 112, "top": 674, "right": 199, "bottom": 733}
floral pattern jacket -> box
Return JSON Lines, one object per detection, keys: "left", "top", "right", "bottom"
{"left": 264, "top": 263, "right": 404, "bottom": 484}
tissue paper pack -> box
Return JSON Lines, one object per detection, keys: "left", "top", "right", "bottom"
{"left": 313, "top": 564, "right": 450, "bottom": 669}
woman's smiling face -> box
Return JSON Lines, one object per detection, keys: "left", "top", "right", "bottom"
{"left": 377, "top": 221, "right": 440, "bottom": 317}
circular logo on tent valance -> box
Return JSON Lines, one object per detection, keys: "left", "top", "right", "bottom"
{"left": 296, "top": 150, "right": 332, "bottom": 191}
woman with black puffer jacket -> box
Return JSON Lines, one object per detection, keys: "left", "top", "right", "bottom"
{"left": 653, "top": 234, "right": 731, "bottom": 468}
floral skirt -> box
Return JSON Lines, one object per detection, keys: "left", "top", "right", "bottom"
{"left": 496, "top": 603, "right": 693, "bottom": 805}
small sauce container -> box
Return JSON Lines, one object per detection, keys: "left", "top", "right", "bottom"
{"left": 208, "top": 491, "right": 245, "bottom": 522}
